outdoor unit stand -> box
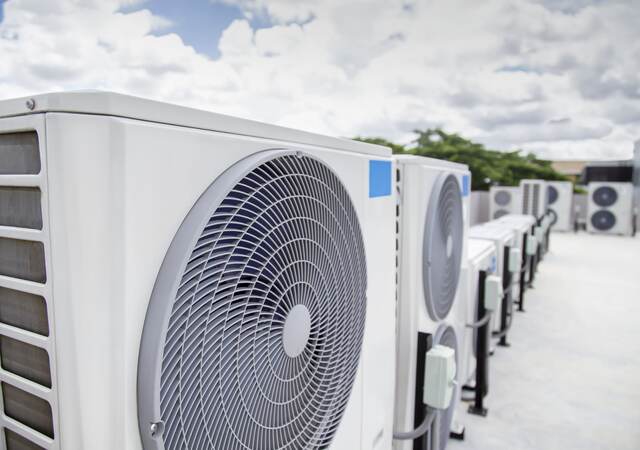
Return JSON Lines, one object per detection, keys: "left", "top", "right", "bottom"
{"left": 587, "top": 182, "right": 634, "bottom": 236}
{"left": 393, "top": 155, "right": 470, "bottom": 450}
{"left": 489, "top": 186, "right": 521, "bottom": 220}
{"left": 492, "top": 214, "right": 536, "bottom": 309}
{"left": 460, "top": 238, "right": 497, "bottom": 388}
{"left": 0, "top": 92, "right": 398, "bottom": 450}
{"left": 467, "top": 224, "right": 517, "bottom": 341}
{"left": 546, "top": 181, "right": 573, "bottom": 232}
{"left": 520, "top": 179, "right": 548, "bottom": 221}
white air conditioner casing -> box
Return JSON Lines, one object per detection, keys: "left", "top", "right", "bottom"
{"left": 520, "top": 179, "right": 548, "bottom": 220}
{"left": 508, "top": 248, "right": 521, "bottom": 273}
{"left": 491, "top": 214, "right": 536, "bottom": 289}
{"left": 587, "top": 182, "right": 634, "bottom": 236}
{"left": 394, "top": 155, "right": 470, "bottom": 450}
{"left": 468, "top": 224, "right": 516, "bottom": 335}
{"left": 546, "top": 181, "right": 573, "bottom": 232}
{"left": 0, "top": 92, "right": 397, "bottom": 450}
{"left": 489, "top": 186, "right": 521, "bottom": 220}
{"left": 492, "top": 214, "right": 535, "bottom": 258}
{"left": 460, "top": 239, "right": 496, "bottom": 387}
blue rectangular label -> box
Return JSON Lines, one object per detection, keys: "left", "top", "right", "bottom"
{"left": 462, "top": 174, "right": 470, "bottom": 197}
{"left": 368, "top": 160, "right": 392, "bottom": 198}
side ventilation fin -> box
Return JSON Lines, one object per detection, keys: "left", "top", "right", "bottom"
{"left": 0, "top": 129, "right": 57, "bottom": 449}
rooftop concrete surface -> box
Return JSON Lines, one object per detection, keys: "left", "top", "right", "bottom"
{"left": 450, "top": 231, "right": 640, "bottom": 450}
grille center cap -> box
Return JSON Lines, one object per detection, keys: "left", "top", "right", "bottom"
{"left": 283, "top": 304, "right": 311, "bottom": 358}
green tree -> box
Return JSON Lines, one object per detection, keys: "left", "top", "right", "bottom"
{"left": 356, "top": 129, "right": 570, "bottom": 191}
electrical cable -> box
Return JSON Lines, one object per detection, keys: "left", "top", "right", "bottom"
{"left": 393, "top": 408, "right": 437, "bottom": 440}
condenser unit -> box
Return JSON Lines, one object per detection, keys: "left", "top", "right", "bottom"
{"left": 460, "top": 238, "right": 497, "bottom": 387}
{"left": 467, "top": 225, "right": 517, "bottom": 341}
{"left": 0, "top": 92, "right": 398, "bottom": 450}
{"left": 587, "top": 182, "right": 634, "bottom": 236}
{"left": 394, "top": 155, "right": 470, "bottom": 450}
{"left": 520, "top": 179, "right": 548, "bottom": 220}
{"left": 546, "top": 181, "right": 573, "bottom": 232}
{"left": 490, "top": 214, "right": 535, "bottom": 304}
{"left": 489, "top": 186, "right": 521, "bottom": 220}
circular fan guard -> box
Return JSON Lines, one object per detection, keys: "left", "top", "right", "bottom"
{"left": 434, "top": 324, "right": 458, "bottom": 450}
{"left": 547, "top": 185, "right": 558, "bottom": 205}
{"left": 591, "top": 210, "right": 616, "bottom": 231}
{"left": 493, "top": 209, "right": 509, "bottom": 219}
{"left": 494, "top": 190, "right": 511, "bottom": 206}
{"left": 138, "top": 151, "right": 367, "bottom": 450}
{"left": 592, "top": 186, "right": 617, "bottom": 207}
{"left": 423, "top": 174, "right": 464, "bottom": 321}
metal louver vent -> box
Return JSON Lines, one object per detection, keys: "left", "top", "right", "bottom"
{"left": 0, "top": 128, "right": 56, "bottom": 449}
{"left": 592, "top": 186, "right": 618, "bottom": 207}
{"left": 591, "top": 210, "right": 616, "bottom": 231}
{"left": 423, "top": 174, "right": 463, "bottom": 321}
{"left": 532, "top": 185, "right": 540, "bottom": 216}
{"left": 547, "top": 186, "right": 559, "bottom": 205}
{"left": 522, "top": 184, "right": 530, "bottom": 214}
{"left": 494, "top": 190, "right": 511, "bottom": 206}
{"left": 138, "top": 151, "right": 367, "bottom": 450}
{"left": 434, "top": 324, "right": 458, "bottom": 450}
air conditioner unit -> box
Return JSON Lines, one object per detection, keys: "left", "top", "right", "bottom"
{"left": 0, "top": 92, "right": 398, "bottom": 450}
{"left": 467, "top": 225, "right": 517, "bottom": 338}
{"left": 460, "top": 238, "right": 497, "bottom": 387}
{"left": 490, "top": 214, "right": 536, "bottom": 298}
{"left": 546, "top": 181, "right": 573, "bottom": 232}
{"left": 587, "top": 182, "right": 634, "bottom": 236}
{"left": 520, "top": 179, "right": 548, "bottom": 220}
{"left": 394, "top": 155, "right": 470, "bottom": 450}
{"left": 489, "top": 186, "right": 521, "bottom": 220}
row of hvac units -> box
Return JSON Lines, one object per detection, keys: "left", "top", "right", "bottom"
{"left": 0, "top": 92, "right": 549, "bottom": 450}
{"left": 489, "top": 180, "right": 635, "bottom": 236}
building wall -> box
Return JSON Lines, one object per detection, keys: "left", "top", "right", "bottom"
{"left": 551, "top": 160, "right": 587, "bottom": 182}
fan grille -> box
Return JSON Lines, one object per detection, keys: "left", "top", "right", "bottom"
{"left": 493, "top": 209, "right": 509, "bottom": 219}
{"left": 434, "top": 324, "right": 458, "bottom": 450}
{"left": 591, "top": 210, "right": 616, "bottom": 231}
{"left": 423, "top": 174, "right": 463, "bottom": 321}
{"left": 592, "top": 186, "right": 618, "bottom": 207}
{"left": 547, "top": 186, "right": 559, "bottom": 205}
{"left": 142, "top": 152, "right": 367, "bottom": 450}
{"left": 494, "top": 190, "right": 511, "bottom": 206}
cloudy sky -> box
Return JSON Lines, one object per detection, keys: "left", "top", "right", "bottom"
{"left": 1, "top": 0, "right": 638, "bottom": 160}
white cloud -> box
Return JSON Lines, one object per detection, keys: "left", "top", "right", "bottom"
{"left": 1, "top": 0, "right": 639, "bottom": 160}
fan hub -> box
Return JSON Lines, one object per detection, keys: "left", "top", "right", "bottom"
{"left": 282, "top": 304, "right": 312, "bottom": 358}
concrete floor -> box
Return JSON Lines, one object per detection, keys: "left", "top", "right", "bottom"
{"left": 449, "top": 231, "right": 640, "bottom": 450}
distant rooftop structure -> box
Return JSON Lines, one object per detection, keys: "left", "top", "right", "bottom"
{"left": 551, "top": 160, "right": 587, "bottom": 177}
{"left": 581, "top": 159, "right": 633, "bottom": 184}
{"left": 551, "top": 157, "right": 635, "bottom": 184}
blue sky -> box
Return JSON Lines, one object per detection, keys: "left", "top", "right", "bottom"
{"left": 0, "top": 0, "right": 638, "bottom": 160}
{"left": 122, "top": 0, "right": 242, "bottom": 58}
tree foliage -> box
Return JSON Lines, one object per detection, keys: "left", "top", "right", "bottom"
{"left": 355, "top": 129, "right": 569, "bottom": 191}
